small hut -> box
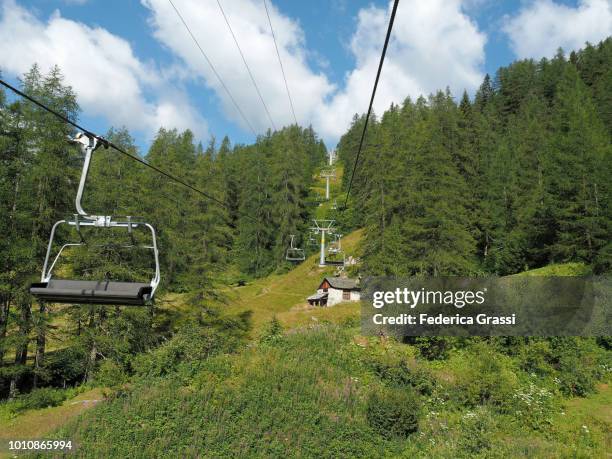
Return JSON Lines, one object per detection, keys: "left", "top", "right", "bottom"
{"left": 307, "top": 277, "right": 360, "bottom": 307}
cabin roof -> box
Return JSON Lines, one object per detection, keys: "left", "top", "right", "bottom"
{"left": 307, "top": 291, "right": 328, "bottom": 301}
{"left": 320, "top": 277, "right": 360, "bottom": 290}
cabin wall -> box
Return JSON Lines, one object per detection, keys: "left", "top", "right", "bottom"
{"left": 327, "top": 288, "right": 343, "bottom": 306}
{"left": 328, "top": 289, "right": 361, "bottom": 306}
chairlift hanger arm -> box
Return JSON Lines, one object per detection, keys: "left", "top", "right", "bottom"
{"left": 71, "top": 133, "right": 107, "bottom": 217}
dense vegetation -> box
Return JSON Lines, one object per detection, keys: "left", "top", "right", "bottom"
{"left": 0, "top": 64, "right": 326, "bottom": 398}
{"left": 54, "top": 324, "right": 610, "bottom": 457}
{"left": 337, "top": 39, "right": 611, "bottom": 276}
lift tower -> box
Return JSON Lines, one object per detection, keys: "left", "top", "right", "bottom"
{"left": 320, "top": 169, "right": 335, "bottom": 201}
{"left": 311, "top": 219, "right": 335, "bottom": 267}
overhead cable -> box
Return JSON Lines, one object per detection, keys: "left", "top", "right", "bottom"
{"left": 263, "top": 0, "right": 298, "bottom": 126}
{"left": 0, "top": 77, "right": 255, "bottom": 221}
{"left": 217, "top": 0, "right": 277, "bottom": 131}
{"left": 343, "top": 0, "right": 399, "bottom": 208}
{"left": 168, "top": 0, "right": 258, "bottom": 136}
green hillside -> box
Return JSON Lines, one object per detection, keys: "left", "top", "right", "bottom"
{"left": 5, "top": 259, "right": 601, "bottom": 458}
{"left": 0, "top": 258, "right": 609, "bottom": 458}
{"left": 198, "top": 227, "right": 362, "bottom": 334}
{"left": 54, "top": 323, "right": 610, "bottom": 458}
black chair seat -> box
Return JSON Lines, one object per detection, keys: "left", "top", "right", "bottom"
{"left": 30, "top": 279, "right": 153, "bottom": 305}
{"left": 324, "top": 261, "right": 345, "bottom": 266}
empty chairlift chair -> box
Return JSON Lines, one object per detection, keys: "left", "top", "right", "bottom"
{"left": 30, "top": 133, "right": 160, "bottom": 306}
{"left": 325, "top": 233, "right": 345, "bottom": 267}
{"left": 285, "top": 234, "right": 305, "bottom": 262}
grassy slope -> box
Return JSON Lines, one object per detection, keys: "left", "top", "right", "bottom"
{"left": 164, "top": 228, "right": 363, "bottom": 335}
{"left": 0, "top": 388, "right": 104, "bottom": 459}
{"left": 57, "top": 327, "right": 611, "bottom": 458}
{"left": 7, "top": 257, "right": 610, "bottom": 457}
{"left": 514, "top": 262, "right": 591, "bottom": 276}
{"left": 211, "top": 164, "right": 360, "bottom": 334}
{"left": 58, "top": 328, "right": 393, "bottom": 458}
{"left": 51, "top": 257, "right": 609, "bottom": 457}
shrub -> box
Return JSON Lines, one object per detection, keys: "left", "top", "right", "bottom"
{"left": 132, "top": 325, "right": 222, "bottom": 378}
{"left": 42, "top": 347, "right": 87, "bottom": 387}
{"left": 132, "top": 313, "right": 250, "bottom": 379}
{"left": 260, "top": 316, "right": 283, "bottom": 345}
{"left": 368, "top": 354, "right": 435, "bottom": 395}
{"left": 14, "top": 387, "right": 67, "bottom": 412}
{"left": 518, "top": 340, "right": 554, "bottom": 377}
{"left": 510, "top": 382, "right": 557, "bottom": 430}
{"left": 413, "top": 337, "right": 453, "bottom": 360}
{"left": 95, "top": 360, "right": 127, "bottom": 388}
{"left": 548, "top": 337, "right": 604, "bottom": 396}
{"left": 366, "top": 386, "right": 420, "bottom": 438}
{"left": 451, "top": 343, "right": 518, "bottom": 408}
{"left": 456, "top": 407, "right": 495, "bottom": 455}
{"left": 593, "top": 242, "right": 611, "bottom": 274}
{"left": 596, "top": 336, "right": 612, "bottom": 350}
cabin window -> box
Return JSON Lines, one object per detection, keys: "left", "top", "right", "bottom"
{"left": 342, "top": 290, "right": 350, "bottom": 300}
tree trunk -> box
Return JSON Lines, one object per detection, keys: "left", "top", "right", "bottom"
{"left": 8, "top": 377, "right": 18, "bottom": 400}
{"left": 84, "top": 340, "right": 97, "bottom": 384}
{"left": 9, "top": 301, "right": 31, "bottom": 399}
{"left": 15, "top": 302, "right": 31, "bottom": 364}
{"left": 83, "top": 307, "right": 97, "bottom": 383}
{"left": 0, "top": 296, "right": 10, "bottom": 365}
{"left": 32, "top": 302, "right": 47, "bottom": 389}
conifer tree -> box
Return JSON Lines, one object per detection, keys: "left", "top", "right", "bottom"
{"left": 547, "top": 65, "right": 610, "bottom": 263}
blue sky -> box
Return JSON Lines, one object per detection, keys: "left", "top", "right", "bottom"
{"left": 0, "top": 0, "right": 610, "bottom": 153}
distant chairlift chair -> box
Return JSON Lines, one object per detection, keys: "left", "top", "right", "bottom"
{"left": 325, "top": 233, "right": 345, "bottom": 267}
{"left": 29, "top": 133, "right": 160, "bottom": 306}
{"left": 285, "top": 234, "right": 305, "bottom": 262}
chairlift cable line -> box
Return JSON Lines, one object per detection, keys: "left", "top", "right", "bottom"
{"left": 168, "top": 0, "right": 258, "bottom": 137}
{"left": 263, "top": 0, "right": 298, "bottom": 126}
{"left": 217, "top": 0, "right": 277, "bottom": 131}
{"left": 343, "top": 0, "right": 399, "bottom": 209}
{"left": 0, "top": 77, "right": 257, "bottom": 222}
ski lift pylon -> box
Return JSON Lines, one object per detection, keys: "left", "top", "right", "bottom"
{"left": 29, "top": 133, "right": 160, "bottom": 306}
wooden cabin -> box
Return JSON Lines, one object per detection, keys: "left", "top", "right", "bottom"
{"left": 307, "top": 277, "right": 360, "bottom": 307}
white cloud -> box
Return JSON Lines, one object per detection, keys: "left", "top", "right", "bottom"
{"left": 142, "top": 0, "right": 334, "bottom": 135}
{"left": 0, "top": 0, "right": 207, "bottom": 141}
{"left": 503, "top": 0, "right": 612, "bottom": 59}
{"left": 314, "top": 0, "right": 486, "bottom": 140}
{"left": 143, "top": 0, "right": 486, "bottom": 144}
{"left": 0, "top": 0, "right": 488, "bottom": 147}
